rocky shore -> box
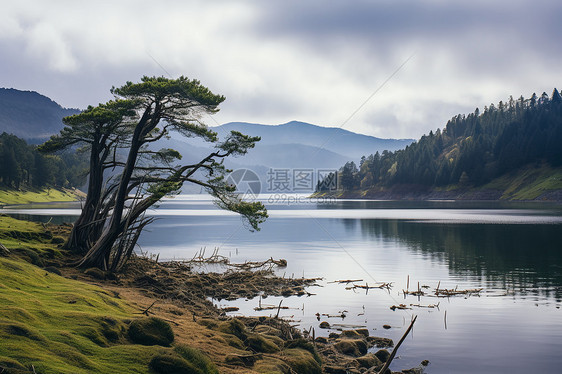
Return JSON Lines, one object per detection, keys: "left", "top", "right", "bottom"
{"left": 85, "top": 256, "right": 429, "bottom": 373}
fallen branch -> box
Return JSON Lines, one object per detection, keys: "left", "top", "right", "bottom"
{"left": 254, "top": 305, "right": 291, "bottom": 311}
{"left": 410, "top": 302, "right": 440, "bottom": 309}
{"left": 346, "top": 282, "right": 392, "bottom": 290}
{"left": 188, "top": 247, "right": 229, "bottom": 264}
{"left": 221, "top": 306, "right": 239, "bottom": 313}
{"left": 229, "top": 257, "right": 287, "bottom": 270}
{"left": 403, "top": 290, "right": 425, "bottom": 296}
{"left": 328, "top": 279, "right": 363, "bottom": 284}
{"left": 403, "top": 281, "right": 424, "bottom": 296}
{"left": 390, "top": 304, "right": 412, "bottom": 311}
{"left": 181, "top": 251, "right": 288, "bottom": 271}
{"left": 330, "top": 323, "right": 367, "bottom": 329}
{"left": 435, "top": 287, "right": 483, "bottom": 297}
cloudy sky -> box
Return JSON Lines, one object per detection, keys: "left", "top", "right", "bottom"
{"left": 1, "top": 0, "right": 561, "bottom": 139}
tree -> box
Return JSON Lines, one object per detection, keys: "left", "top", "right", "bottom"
{"left": 2, "top": 148, "right": 22, "bottom": 188}
{"left": 552, "top": 88, "right": 562, "bottom": 104}
{"left": 33, "top": 153, "right": 56, "bottom": 187}
{"left": 40, "top": 100, "right": 139, "bottom": 252}
{"left": 41, "top": 76, "right": 267, "bottom": 271}
{"left": 340, "top": 161, "right": 359, "bottom": 190}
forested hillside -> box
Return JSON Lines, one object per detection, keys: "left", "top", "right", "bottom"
{"left": 0, "top": 132, "right": 86, "bottom": 190}
{"left": 329, "top": 89, "right": 562, "bottom": 194}
{"left": 0, "top": 88, "right": 79, "bottom": 142}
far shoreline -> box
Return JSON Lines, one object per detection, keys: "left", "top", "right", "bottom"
{"left": 312, "top": 187, "right": 562, "bottom": 202}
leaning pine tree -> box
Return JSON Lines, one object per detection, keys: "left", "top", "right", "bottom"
{"left": 40, "top": 76, "right": 267, "bottom": 271}
{"left": 39, "top": 100, "right": 138, "bottom": 253}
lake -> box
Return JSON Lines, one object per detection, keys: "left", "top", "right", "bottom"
{"left": 3, "top": 194, "right": 562, "bottom": 374}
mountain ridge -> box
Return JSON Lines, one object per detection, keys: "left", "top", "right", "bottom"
{"left": 215, "top": 120, "right": 413, "bottom": 159}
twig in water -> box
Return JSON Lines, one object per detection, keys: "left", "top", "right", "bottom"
{"left": 275, "top": 300, "right": 283, "bottom": 319}
{"left": 378, "top": 315, "right": 418, "bottom": 374}
{"left": 407, "top": 275, "right": 409, "bottom": 291}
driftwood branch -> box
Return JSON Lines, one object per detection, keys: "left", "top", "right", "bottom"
{"left": 378, "top": 315, "right": 418, "bottom": 374}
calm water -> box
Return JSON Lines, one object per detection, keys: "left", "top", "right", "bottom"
{"left": 3, "top": 195, "right": 562, "bottom": 373}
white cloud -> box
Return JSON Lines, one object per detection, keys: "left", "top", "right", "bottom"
{"left": 25, "top": 22, "right": 78, "bottom": 72}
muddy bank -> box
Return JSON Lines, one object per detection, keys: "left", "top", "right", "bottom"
{"left": 69, "top": 254, "right": 427, "bottom": 373}
{"left": 112, "top": 257, "right": 320, "bottom": 315}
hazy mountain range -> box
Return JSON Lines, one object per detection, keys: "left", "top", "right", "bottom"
{"left": 168, "top": 121, "right": 413, "bottom": 168}
{"left": 0, "top": 88, "right": 414, "bottom": 193}
{"left": 162, "top": 121, "right": 413, "bottom": 192}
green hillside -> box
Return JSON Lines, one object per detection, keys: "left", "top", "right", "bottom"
{"left": 0, "top": 88, "right": 79, "bottom": 142}
{"left": 0, "top": 188, "right": 82, "bottom": 206}
{"left": 325, "top": 89, "right": 562, "bottom": 200}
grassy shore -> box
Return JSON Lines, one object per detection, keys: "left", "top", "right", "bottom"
{"left": 0, "top": 187, "right": 84, "bottom": 206}
{"left": 0, "top": 216, "right": 158, "bottom": 373}
{"left": 0, "top": 206, "right": 419, "bottom": 374}
{"left": 0, "top": 215, "right": 326, "bottom": 374}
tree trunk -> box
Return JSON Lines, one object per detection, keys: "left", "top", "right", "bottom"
{"left": 64, "top": 142, "right": 103, "bottom": 253}
{"left": 78, "top": 106, "right": 155, "bottom": 269}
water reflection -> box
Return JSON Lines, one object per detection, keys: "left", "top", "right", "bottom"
{"left": 357, "top": 219, "right": 562, "bottom": 301}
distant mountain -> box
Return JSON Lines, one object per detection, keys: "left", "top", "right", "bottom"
{"left": 214, "top": 121, "right": 413, "bottom": 159}
{"left": 0, "top": 88, "right": 80, "bottom": 143}
{"left": 165, "top": 121, "right": 413, "bottom": 193}
{"left": 0, "top": 87, "right": 415, "bottom": 193}
{"left": 161, "top": 136, "right": 350, "bottom": 170}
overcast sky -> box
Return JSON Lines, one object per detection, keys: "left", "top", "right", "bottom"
{"left": 1, "top": 0, "right": 561, "bottom": 139}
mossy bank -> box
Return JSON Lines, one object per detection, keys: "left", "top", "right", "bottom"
{"left": 0, "top": 216, "right": 324, "bottom": 373}
{"left": 0, "top": 187, "right": 83, "bottom": 206}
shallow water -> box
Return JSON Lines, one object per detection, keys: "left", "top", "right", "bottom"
{"left": 3, "top": 195, "right": 562, "bottom": 373}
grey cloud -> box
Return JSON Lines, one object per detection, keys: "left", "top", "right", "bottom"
{"left": 257, "top": 1, "right": 561, "bottom": 45}
{"left": 1, "top": 1, "right": 561, "bottom": 140}
{"left": 255, "top": 1, "right": 562, "bottom": 75}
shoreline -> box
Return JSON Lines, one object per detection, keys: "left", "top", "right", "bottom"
{"left": 313, "top": 187, "right": 562, "bottom": 202}
{"left": 0, "top": 215, "right": 424, "bottom": 374}
{"left": 315, "top": 164, "right": 562, "bottom": 202}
